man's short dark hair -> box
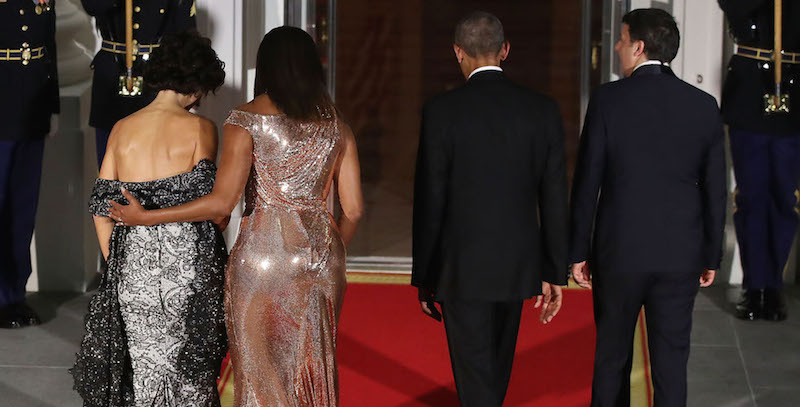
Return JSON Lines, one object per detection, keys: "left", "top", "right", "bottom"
{"left": 454, "top": 11, "right": 505, "bottom": 57}
{"left": 622, "top": 8, "right": 680, "bottom": 63}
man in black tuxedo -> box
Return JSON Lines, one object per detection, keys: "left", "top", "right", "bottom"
{"left": 412, "top": 11, "right": 568, "bottom": 407}
{"left": 569, "top": 9, "right": 726, "bottom": 407}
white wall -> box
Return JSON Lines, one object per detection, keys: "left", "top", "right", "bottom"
{"left": 194, "top": 0, "right": 285, "bottom": 249}
{"left": 627, "top": 0, "right": 725, "bottom": 101}
{"left": 628, "top": 0, "right": 741, "bottom": 285}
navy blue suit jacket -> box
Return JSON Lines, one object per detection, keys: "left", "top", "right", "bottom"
{"left": 569, "top": 64, "right": 727, "bottom": 274}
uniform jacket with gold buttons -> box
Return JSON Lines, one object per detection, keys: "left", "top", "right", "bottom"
{"left": 720, "top": 0, "right": 800, "bottom": 133}
{"left": 0, "top": 0, "right": 59, "bottom": 140}
{"left": 81, "top": 0, "right": 195, "bottom": 130}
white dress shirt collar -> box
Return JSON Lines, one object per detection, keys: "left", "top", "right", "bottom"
{"left": 632, "top": 60, "right": 667, "bottom": 73}
{"left": 468, "top": 65, "right": 503, "bottom": 79}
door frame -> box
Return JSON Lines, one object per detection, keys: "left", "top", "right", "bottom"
{"left": 286, "top": 0, "right": 617, "bottom": 272}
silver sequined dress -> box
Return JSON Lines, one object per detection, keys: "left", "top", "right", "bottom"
{"left": 72, "top": 159, "right": 228, "bottom": 407}
{"left": 223, "top": 110, "right": 346, "bottom": 407}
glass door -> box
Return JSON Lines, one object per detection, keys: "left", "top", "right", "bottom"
{"left": 290, "top": 0, "right": 615, "bottom": 271}
{"left": 286, "top": 0, "right": 336, "bottom": 97}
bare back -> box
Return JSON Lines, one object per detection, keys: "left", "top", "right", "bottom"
{"left": 100, "top": 106, "right": 217, "bottom": 182}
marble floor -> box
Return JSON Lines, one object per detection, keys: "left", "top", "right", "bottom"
{"left": 0, "top": 285, "right": 798, "bottom": 407}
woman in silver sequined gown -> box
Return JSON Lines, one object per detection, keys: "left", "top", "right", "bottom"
{"left": 110, "top": 27, "right": 364, "bottom": 407}
{"left": 72, "top": 31, "right": 228, "bottom": 407}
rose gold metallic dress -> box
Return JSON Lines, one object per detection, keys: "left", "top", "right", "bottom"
{"left": 224, "top": 110, "right": 346, "bottom": 407}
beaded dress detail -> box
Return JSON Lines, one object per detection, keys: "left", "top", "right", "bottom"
{"left": 223, "top": 110, "right": 345, "bottom": 407}
{"left": 72, "top": 159, "right": 228, "bottom": 407}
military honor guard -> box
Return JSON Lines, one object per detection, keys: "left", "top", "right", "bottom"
{"left": 719, "top": 0, "right": 800, "bottom": 321}
{"left": 81, "top": 0, "right": 196, "bottom": 166}
{"left": 0, "top": 0, "right": 59, "bottom": 329}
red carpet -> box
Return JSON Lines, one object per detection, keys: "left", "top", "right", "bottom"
{"left": 338, "top": 283, "right": 596, "bottom": 407}
{"left": 219, "top": 279, "right": 651, "bottom": 406}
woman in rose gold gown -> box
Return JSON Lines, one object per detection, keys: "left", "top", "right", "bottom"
{"left": 109, "top": 26, "right": 364, "bottom": 407}
{"left": 222, "top": 108, "right": 348, "bottom": 406}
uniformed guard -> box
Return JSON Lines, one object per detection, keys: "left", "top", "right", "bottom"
{"left": 0, "top": 0, "right": 59, "bottom": 329}
{"left": 81, "top": 0, "right": 196, "bottom": 166}
{"left": 719, "top": 0, "right": 800, "bottom": 321}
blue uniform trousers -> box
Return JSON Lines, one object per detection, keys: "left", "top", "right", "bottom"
{"left": 0, "top": 139, "right": 45, "bottom": 307}
{"left": 730, "top": 128, "right": 800, "bottom": 290}
{"left": 95, "top": 128, "right": 112, "bottom": 168}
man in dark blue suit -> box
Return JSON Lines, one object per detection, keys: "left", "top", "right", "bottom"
{"left": 569, "top": 9, "right": 727, "bottom": 407}
{"left": 0, "top": 0, "right": 59, "bottom": 328}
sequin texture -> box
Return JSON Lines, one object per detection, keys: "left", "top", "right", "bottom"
{"left": 72, "top": 159, "right": 228, "bottom": 407}
{"left": 224, "top": 110, "right": 346, "bottom": 406}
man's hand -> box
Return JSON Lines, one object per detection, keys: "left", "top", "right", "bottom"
{"left": 700, "top": 269, "right": 716, "bottom": 287}
{"left": 418, "top": 287, "right": 442, "bottom": 322}
{"left": 108, "top": 188, "right": 150, "bottom": 226}
{"left": 534, "top": 282, "right": 563, "bottom": 324}
{"left": 571, "top": 261, "right": 592, "bottom": 289}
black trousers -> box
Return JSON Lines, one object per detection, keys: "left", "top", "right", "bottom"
{"left": 0, "top": 139, "right": 45, "bottom": 308}
{"left": 591, "top": 271, "right": 700, "bottom": 407}
{"left": 442, "top": 299, "right": 523, "bottom": 407}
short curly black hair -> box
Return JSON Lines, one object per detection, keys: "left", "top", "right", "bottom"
{"left": 144, "top": 30, "right": 225, "bottom": 96}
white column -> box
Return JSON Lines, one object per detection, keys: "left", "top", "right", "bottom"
{"left": 672, "top": 0, "right": 725, "bottom": 102}
{"left": 29, "top": 0, "right": 97, "bottom": 293}
{"left": 193, "top": 0, "right": 284, "bottom": 249}
{"left": 673, "top": 1, "right": 743, "bottom": 285}
{"left": 54, "top": 0, "right": 96, "bottom": 86}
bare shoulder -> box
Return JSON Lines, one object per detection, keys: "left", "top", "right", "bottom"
{"left": 337, "top": 118, "right": 356, "bottom": 146}
{"left": 107, "top": 116, "right": 131, "bottom": 147}
{"left": 193, "top": 115, "right": 216, "bottom": 146}
{"left": 233, "top": 101, "right": 255, "bottom": 113}
{"left": 195, "top": 115, "right": 217, "bottom": 134}
{"left": 238, "top": 95, "right": 282, "bottom": 116}
{"left": 111, "top": 114, "right": 132, "bottom": 134}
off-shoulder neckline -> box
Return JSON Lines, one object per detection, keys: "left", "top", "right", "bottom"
{"left": 96, "top": 158, "right": 216, "bottom": 185}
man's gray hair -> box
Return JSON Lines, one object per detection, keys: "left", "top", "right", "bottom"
{"left": 454, "top": 11, "right": 505, "bottom": 57}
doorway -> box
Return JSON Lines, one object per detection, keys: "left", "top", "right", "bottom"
{"left": 290, "top": 0, "right": 613, "bottom": 267}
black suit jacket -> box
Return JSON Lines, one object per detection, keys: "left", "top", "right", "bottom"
{"left": 81, "top": 0, "right": 195, "bottom": 130}
{"left": 0, "top": 0, "right": 59, "bottom": 140}
{"left": 719, "top": 0, "right": 800, "bottom": 133}
{"left": 412, "top": 70, "right": 568, "bottom": 302}
{"left": 569, "top": 64, "right": 727, "bottom": 274}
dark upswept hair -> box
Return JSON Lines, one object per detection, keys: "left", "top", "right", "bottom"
{"left": 454, "top": 11, "right": 505, "bottom": 57}
{"left": 622, "top": 8, "right": 680, "bottom": 63}
{"left": 254, "top": 26, "right": 335, "bottom": 122}
{"left": 144, "top": 30, "right": 226, "bottom": 96}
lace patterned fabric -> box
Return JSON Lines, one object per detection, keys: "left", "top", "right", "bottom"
{"left": 72, "top": 159, "right": 228, "bottom": 407}
{"left": 223, "top": 110, "right": 346, "bottom": 406}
